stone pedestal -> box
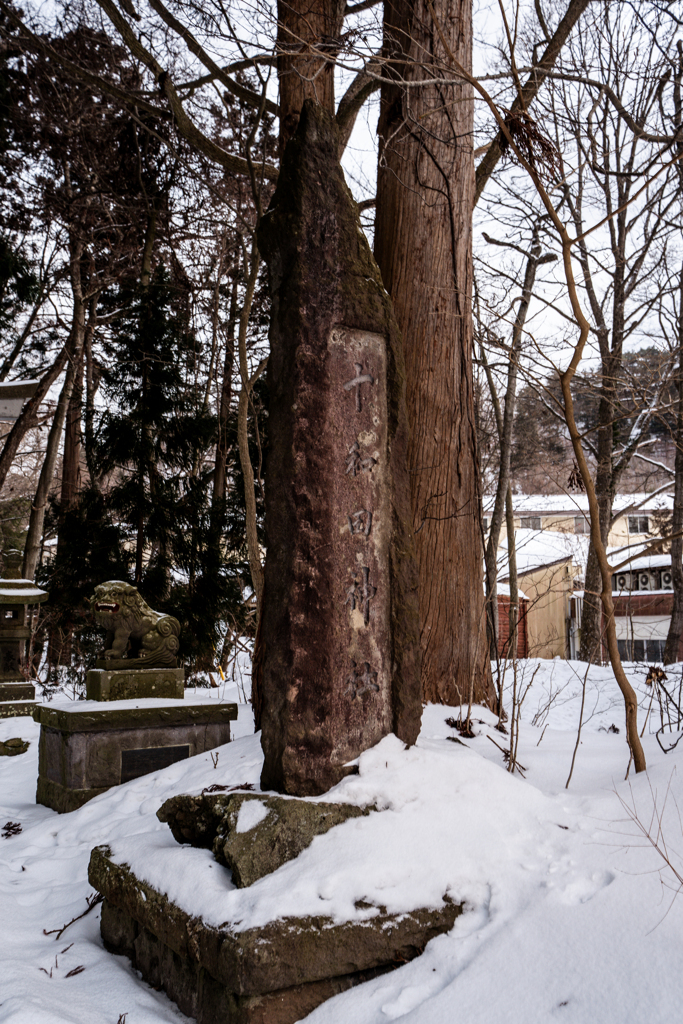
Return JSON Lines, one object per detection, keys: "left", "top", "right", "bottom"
{"left": 89, "top": 844, "right": 461, "bottom": 1024}
{"left": 86, "top": 666, "right": 184, "bottom": 701}
{"left": 34, "top": 700, "right": 237, "bottom": 813}
{"left": 0, "top": 681, "right": 36, "bottom": 717}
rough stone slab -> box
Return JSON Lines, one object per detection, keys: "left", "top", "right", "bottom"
{"left": 86, "top": 667, "right": 184, "bottom": 701}
{"left": 157, "top": 790, "right": 253, "bottom": 849}
{"left": 35, "top": 704, "right": 235, "bottom": 813}
{"left": 255, "top": 100, "right": 421, "bottom": 796}
{"left": 158, "top": 792, "right": 372, "bottom": 887}
{"left": 216, "top": 794, "right": 372, "bottom": 887}
{"left": 0, "top": 737, "right": 29, "bottom": 755}
{"left": 89, "top": 845, "right": 462, "bottom": 996}
{"left": 32, "top": 701, "right": 236, "bottom": 733}
{"left": 100, "top": 898, "right": 392, "bottom": 1024}
{"left": 0, "top": 699, "right": 35, "bottom": 719}
{"left": 0, "top": 682, "right": 35, "bottom": 701}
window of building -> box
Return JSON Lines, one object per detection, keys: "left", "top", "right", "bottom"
{"left": 617, "top": 638, "right": 665, "bottom": 663}
{"left": 628, "top": 515, "right": 649, "bottom": 534}
{"left": 574, "top": 516, "right": 588, "bottom": 535}
{"left": 520, "top": 516, "right": 541, "bottom": 530}
{"left": 483, "top": 517, "right": 489, "bottom": 532}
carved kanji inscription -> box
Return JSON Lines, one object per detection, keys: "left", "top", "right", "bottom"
{"left": 345, "top": 660, "right": 379, "bottom": 698}
{"left": 344, "top": 566, "right": 376, "bottom": 626}
{"left": 348, "top": 509, "right": 372, "bottom": 536}
{"left": 346, "top": 440, "right": 376, "bottom": 477}
{"left": 343, "top": 361, "right": 375, "bottom": 412}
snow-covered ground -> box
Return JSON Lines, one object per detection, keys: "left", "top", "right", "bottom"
{"left": 2, "top": 659, "right": 683, "bottom": 1023}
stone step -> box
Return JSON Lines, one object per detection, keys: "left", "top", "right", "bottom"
{"left": 89, "top": 844, "right": 461, "bottom": 1023}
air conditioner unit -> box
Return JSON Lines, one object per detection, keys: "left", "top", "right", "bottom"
{"left": 639, "top": 573, "right": 651, "bottom": 590}
{"left": 662, "top": 570, "right": 673, "bottom": 589}
{"left": 616, "top": 574, "right": 629, "bottom": 591}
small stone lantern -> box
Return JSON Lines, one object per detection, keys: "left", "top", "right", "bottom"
{"left": 0, "top": 579, "right": 48, "bottom": 716}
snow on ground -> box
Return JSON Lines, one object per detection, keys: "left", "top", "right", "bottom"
{"left": 3, "top": 660, "right": 683, "bottom": 1023}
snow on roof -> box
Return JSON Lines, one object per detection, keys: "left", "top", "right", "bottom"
{"left": 0, "top": 579, "right": 48, "bottom": 602}
{"left": 497, "top": 580, "right": 529, "bottom": 600}
{"left": 483, "top": 492, "right": 674, "bottom": 516}
{"left": 608, "top": 551, "right": 674, "bottom": 571}
{"left": 497, "top": 528, "right": 587, "bottom": 578}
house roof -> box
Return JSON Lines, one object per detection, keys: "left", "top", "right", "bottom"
{"left": 497, "top": 528, "right": 587, "bottom": 579}
{"left": 483, "top": 492, "right": 674, "bottom": 517}
{"left": 497, "top": 581, "right": 529, "bottom": 600}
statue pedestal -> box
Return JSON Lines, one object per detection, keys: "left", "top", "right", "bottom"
{"left": 0, "top": 680, "right": 36, "bottom": 718}
{"left": 86, "top": 666, "right": 184, "bottom": 701}
{"left": 34, "top": 699, "right": 237, "bottom": 813}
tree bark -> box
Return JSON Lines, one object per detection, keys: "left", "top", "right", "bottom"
{"left": 277, "top": 0, "right": 346, "bottom": 151}
{"left": 374, "top": 0, "right": 495, "bottom": 707}
{"left": 664, "top": 267, "right": 683, "bottom": 664}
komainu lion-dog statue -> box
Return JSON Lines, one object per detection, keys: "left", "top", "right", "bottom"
{"left": 90, "top": 581, "right": 181, "bottom": 668}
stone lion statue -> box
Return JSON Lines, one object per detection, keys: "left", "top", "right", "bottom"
{"left": 90, "top": 581, "right": 181, "bottom": 668}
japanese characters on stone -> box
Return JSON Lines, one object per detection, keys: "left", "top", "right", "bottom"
{"left": 343, "top": 354, "right": 380, "bottom": 696}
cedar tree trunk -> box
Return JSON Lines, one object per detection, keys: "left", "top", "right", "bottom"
{"left": 374, "top": 0, "right": 495, "bottom": 707}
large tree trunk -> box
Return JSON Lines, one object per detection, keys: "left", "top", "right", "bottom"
{"left": 374, "top": 0, "right": 495, "bottom": 707}
{"left": 276, "top": 0, "right": 345, "bottom": 151}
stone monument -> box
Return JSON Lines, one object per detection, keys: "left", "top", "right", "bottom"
{"left": 255, "top": 99, "right": 422, "bottom": 796}
{"left": 85, "top": 580, "right": 184, "bottom": 700}
{"left": 89, "top": 106, "right": 434, "bottom": 1024}
{"left": 34, "top": 582, "right": 236, "bottom": 812}
{"left": 0, "top": 578, "right": 47, "bottom": 718}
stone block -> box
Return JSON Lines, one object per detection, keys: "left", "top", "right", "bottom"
{"left": 90, "top": 845, "right": 460, "bottom": 993}
{"left": 86, "top": 667, "right": 184, "bottom": 701}
{"left": 0, "top": 682, "right": 35, "bottom": 701}
{"left": 90, "top": 845, "right": 461, "bottom": 1023}
{"left": 0, "top": 699, "right": 35, "bottom": 719}
{"left": 158, "top": 792, "right": 372, "bottom": 887}
{"left": 34, "top": 701, "right": 237, "bottom": 813}
{"left": 100, "top": 898, "right": 390, "bottom": 1024}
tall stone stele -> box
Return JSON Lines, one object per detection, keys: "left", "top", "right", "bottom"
{"left": 256, "top": 101, "right": 421, "bottom": 796}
